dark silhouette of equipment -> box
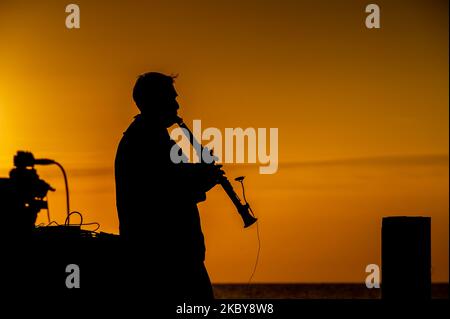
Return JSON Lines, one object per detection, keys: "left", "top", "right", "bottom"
{"left": 0, "top": 151, "right": 91, "bottom": 232}
{"left": 0, "top": 150, "right": 120, "bottom": 292}
{"left": 0, "top": 151, "right": 55, "bottom": 234}
{"left": 177, "top": 117, "right": 257, "bottom": 228}
{"left": 382, "top": 216, "right": 431, "bottom": 299}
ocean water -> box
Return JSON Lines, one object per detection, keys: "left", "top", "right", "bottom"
{"left": 212, "top": 283, "right": 449, "bottom": 299}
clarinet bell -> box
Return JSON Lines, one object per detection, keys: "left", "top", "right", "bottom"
{"left": 239, "top": 204, "right": 258, "bottom": 228}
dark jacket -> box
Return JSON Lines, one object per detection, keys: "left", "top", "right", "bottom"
{"left": 115, "top": 114, "right": 206, "bottom": 263}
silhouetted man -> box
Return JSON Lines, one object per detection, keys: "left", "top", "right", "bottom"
{"left": 115, "top": 72, "right": 222, "bottom": 300}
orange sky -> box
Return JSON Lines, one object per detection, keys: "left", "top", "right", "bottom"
{"left": 0, "top": 0, "right": 448, "bottom": 283}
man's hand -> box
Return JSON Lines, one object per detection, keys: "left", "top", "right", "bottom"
{"left": 195, "top": 163, "right": 225, "bottom": 193}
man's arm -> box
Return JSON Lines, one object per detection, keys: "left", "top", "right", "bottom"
{"left": 170, "top": 163, "right": 224, "bottom": 203}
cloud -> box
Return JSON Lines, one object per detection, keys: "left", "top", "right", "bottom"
{"left": 279, "top": 154, "right": 449, "bottom": 169}
{"left": 65, "top": 167, "right": 114, "bottom": 178}
{"left": 1, "top": 154, "right": 447, "bottom": 178}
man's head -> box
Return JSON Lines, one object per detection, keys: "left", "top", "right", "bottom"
{"left": 133, "top": 72, "right": 180, "bottom": 127}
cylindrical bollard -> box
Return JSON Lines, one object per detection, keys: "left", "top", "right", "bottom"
{"left": 382, "top": 216, "right": 431, "bottom": 299}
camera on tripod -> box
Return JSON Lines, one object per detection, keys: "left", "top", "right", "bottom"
{"left": 0, "top": 151, "right": 54, "bottom": 235}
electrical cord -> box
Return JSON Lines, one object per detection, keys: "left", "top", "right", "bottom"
{"left": 36, "top": 158, "right": 100, "bottom": 233}
{"left": 64, "top": 211, "right": 100, "bottom": 232}
{"left": 46, "top": 221, "right": 60, "bottom": 226}
{"left": 237, "top": 178, "right": 261, "bottom": 290}
{"left": 65, "top": 211, "right": 83, "bottom": 226}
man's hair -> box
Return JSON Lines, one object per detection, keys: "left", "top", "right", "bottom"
{"left": 132, "top": 72, "right": 177, "bottom": 111}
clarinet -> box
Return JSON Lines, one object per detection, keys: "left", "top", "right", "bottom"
{"left": 176, "top": 117, "right": 257, "bottom": 228}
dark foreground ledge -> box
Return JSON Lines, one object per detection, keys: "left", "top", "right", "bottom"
{"left": 213, "top": 283, "right": 449, "bottom": 299}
